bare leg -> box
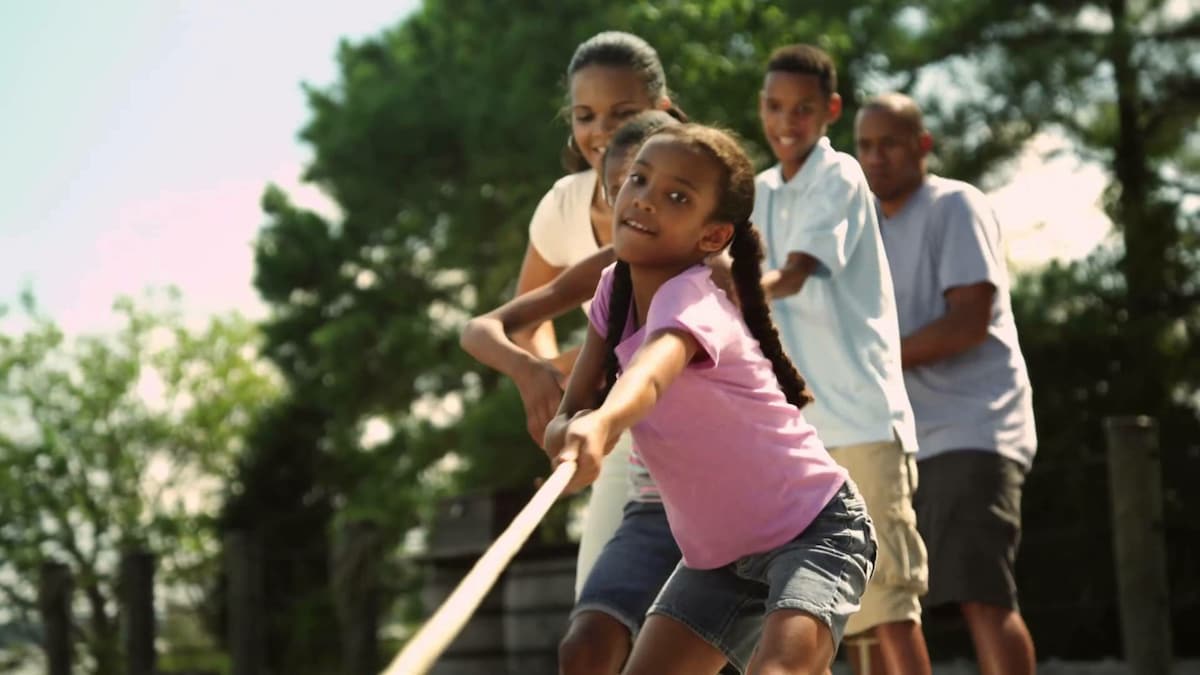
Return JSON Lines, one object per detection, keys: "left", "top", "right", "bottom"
{"left": 877, "top": 620, "right": 931, "bottom": 675}
{"left": 622, "top": 614, "right": 728, "bottom": 675}
{"left": 559, "top": 610, "right": 633, "bottom": 675}
{"left": 843, "top": 621, "right": 930, "bottom": 675}
{"left": 745, "top": 609, "right": 834, "bottom": 675}
{"left": 961, "top": 602, "right": 1035, "bottom": 675}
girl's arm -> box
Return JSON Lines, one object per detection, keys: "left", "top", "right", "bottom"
{"left": 461, "top": 247, "right": 615, "bottom": 445}
{"left": 512, "top": 244, "right": 565, "bottom": 358}
{"left": 461, "top": 247, "right": 613, "bottom": 371}
{"left": 587, "top": 328, "right": 698, "bottom": 439}
{"left": 547, "top": 327, "right": 699, "bottom": 493}
{"left": 542, "top": 321, "right": 611, "bottom": 466}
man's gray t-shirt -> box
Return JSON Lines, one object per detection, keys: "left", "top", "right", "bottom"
{"left": 879, "top": 175, "right": 1036, "bottom": 469}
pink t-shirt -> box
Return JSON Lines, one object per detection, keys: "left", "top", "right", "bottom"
{"left": 589, "top": 263, "right": 848, "bottom": 569}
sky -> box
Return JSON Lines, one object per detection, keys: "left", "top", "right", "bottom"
{"left": 0, "top": 2, "right": 415, "bottom": 333}
{"left": 0, "top": 3, "right": 1111, "bottom": 337}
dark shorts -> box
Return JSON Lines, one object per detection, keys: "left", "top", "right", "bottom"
{"left": 572, "top": 500, "right": 681, "bottom": 637}
{"left": 913, "top": 450, "right": 1026, "bottom": 611}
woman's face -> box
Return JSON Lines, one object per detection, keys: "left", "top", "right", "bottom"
{"left": 569, "top": 65, "right": 659, "bottom": 172}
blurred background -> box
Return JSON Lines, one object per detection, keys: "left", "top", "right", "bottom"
{"left": 1, "top": 1, "right": 1197, "bottom": 673}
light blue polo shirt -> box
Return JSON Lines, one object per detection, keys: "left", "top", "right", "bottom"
{"left": 878, "top": 175, "right": 1037, "bottom": 469}
{"left": 753, "top": 137, "right": 918, "bottom": 453}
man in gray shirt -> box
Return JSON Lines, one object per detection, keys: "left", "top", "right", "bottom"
{"left": 855, "top": 92, "right": 1037, "bottom": 675}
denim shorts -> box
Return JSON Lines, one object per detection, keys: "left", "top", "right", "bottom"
{"left": 572, "top": 500, "right": 682, "bottom": 637}
{"left": 648, "top": 481, "right": 877, "bottom": 672}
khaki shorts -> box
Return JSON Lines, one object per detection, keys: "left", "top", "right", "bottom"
{"left": 831, "top": 438, "right": 928, "bottom": 635}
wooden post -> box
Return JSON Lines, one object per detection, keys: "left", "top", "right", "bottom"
{"left": 38, "top": 561, "right": 72, "bottom": 675}
{"left": 226, "top": 530, "right": 264, "bottom": 675}
{"left": 1104, "top": 415, "right": 1173, "bottom": 674}
{"left": 332, "top": 519, "right": 381, "bottom": 675}
{"left": 120, "top": 548, "right": 156, "bottom": 675}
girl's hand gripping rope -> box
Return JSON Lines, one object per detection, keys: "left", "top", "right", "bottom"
{"left": 545, "top": 409, "right": 613, "bottom": 495}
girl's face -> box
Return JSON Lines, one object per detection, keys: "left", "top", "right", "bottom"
{"left": 570, "top": 65, "right": 660, "bottom": 172}
{"left": 611, "top": 136, "right": 731, "bottom": 268}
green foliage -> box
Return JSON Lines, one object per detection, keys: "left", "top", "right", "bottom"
{"left": 0, "top": 292, "right": 279, "bottom": 674}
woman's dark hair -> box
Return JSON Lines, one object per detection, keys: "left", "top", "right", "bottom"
{"left": 598, "top": 124, "right": 814, "bottom": 410}
{"left": 560, "top": 31, "right": 672, "bottom": 173}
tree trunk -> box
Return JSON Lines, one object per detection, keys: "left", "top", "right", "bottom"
{"left": 1108, "top": 0, "right": 1172, "bottom": 412}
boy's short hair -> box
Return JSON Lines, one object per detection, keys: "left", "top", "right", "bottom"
{"left": 766, "top": 44, "right": 837, "bottom": 99}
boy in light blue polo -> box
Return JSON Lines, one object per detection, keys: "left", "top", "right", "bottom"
{"left": 753, "top": 44, "right": 932, "bottom": 675}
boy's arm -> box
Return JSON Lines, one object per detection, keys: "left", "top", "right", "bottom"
{"left": 762, "top": 166, "right": 870, "bottom": 299}
{"left": 762, "top": 251, "right": 820, "bottom": 299}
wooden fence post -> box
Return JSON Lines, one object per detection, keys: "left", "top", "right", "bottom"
{"left": 38, "top": 561, "right": 72, "bottom": 675}
{"left": 120, "top": 548, "right": 156, "bottom": 675}
{"left": 333, "top": 519, "right": 381, "bottom": 675}
{"left": 1104, "top": 415, "right": 1173, "bottom": 674}
{"left": 226, "top": 530, "right": 264, "bottom": 675}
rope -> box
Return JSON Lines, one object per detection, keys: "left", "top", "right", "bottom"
{"left": 380, "top": 460, "right": 577, "bottom": 675}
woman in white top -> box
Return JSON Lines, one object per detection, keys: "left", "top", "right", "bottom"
{"left": 511, "top": 32, "right": 675, "bottom": 597}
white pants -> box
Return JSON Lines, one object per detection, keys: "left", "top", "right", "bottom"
{"left": 574, "top": 433, "right": 633, "bottom": 597}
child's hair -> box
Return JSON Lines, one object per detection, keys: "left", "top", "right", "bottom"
{"left": 765, "top": 44, "right": 838, "bottom": 100}
{"left": 600, "top": 108, "right": 688, "bottom": 200}
{"left": 599, "top": 124, "right": 815, "bottom": 410}
{"left": 561, "top": 31, "right": 677, "bottom": 173}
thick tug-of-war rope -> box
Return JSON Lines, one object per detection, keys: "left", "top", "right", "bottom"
{"left": 380, "top": 460, "right": 578, "bottom": 675}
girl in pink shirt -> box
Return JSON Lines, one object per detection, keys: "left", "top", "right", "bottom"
{"left": 546, "top": 124, "right": 876, "bottom": 674}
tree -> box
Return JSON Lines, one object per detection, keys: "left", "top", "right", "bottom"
{"left": 0, "top": 291, "right": 280, "bottom": 674}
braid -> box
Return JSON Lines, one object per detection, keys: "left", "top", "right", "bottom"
{"left": 599, "top": 261, "right": 633, "bottom": 405}
{"left": 614, "top": 123, "right": 813, "bottom": 410}
{"left": 729, "top": 223, "right": 815, "bottom": 409}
